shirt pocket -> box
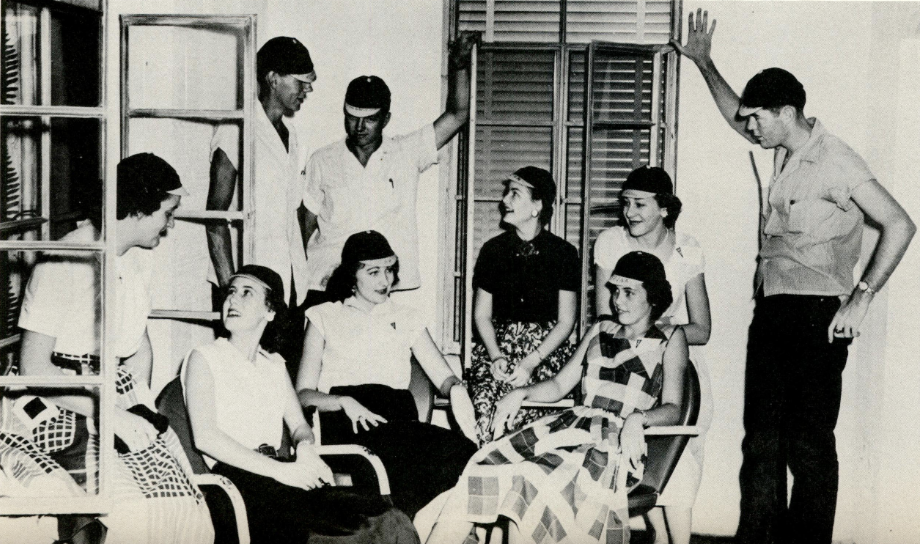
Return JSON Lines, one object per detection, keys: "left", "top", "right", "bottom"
{"left": 787, "top": 198, "right": 840, "bottom": 246}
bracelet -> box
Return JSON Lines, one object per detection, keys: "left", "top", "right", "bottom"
{"left": 491, "top": 355, "right": 507, "bottom": 363}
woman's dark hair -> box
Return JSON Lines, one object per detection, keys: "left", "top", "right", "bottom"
{"left": 645, "top": 279, "right": 674, "bottom": 322}
{"left": 654, "top": 193, "right": 682, "bottom": 230}
{"left": 324, "top": 258, "right": 400, "bottom": 303}
{"left": 259, "top": 286, "right": 289, "bottom": 355}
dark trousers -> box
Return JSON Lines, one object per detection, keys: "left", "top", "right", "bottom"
{"left": 735, "top": 294, "right": 851, "bottom": 544}
{"left": 211, "top": 462, "right": 418, "bottom": 544}
{"left": 321, "top": 385, "right": 478, "bottom": 518}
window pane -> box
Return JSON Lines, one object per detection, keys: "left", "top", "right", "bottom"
{"left": 1, "top": 248, "right": 103, "bottom": 375}
{"left": 591, "top": 54, "right": 654, "bottom": 123}
{"left": 2, "top": 2, "right": 41, "bottom": 106}
{"left": 50, "top": 118, "right": 103, "bottom": 240}
{"left": 567, "top": 49, "right": 586, "bottom": 122}
{"left": 460, "top": 0, "right": 561, "bottom": 43}
{"left": 587, "top": 127, "right": 650, "bottom": 215}
{"left": 127, "top": 25, "right": 243, "bottom": 111}
{"left": 472, "top": 201, "right": 504, "bottom": 266}
{"left": 566, "top": 0, "right": 674, "bottom": 44}
{"left": 566, "top": 126, "right": 584, "bottom": 200}
{"left": 474, "top": 126, "right": 553, "bottom": 199}
{"left": 1, "top": 117, "right": 41, "bottom": 235}
{"left": 478, "top": 49, "right": 555, "bottom": 122}
{"left": 2, "top": 117, "right": 104, "bottom": 242}
{"left": 49, "top": 6, "right": 102, "bottom": 107}
{"left": 494, "top": 0, "right": 560, "bottom": 42}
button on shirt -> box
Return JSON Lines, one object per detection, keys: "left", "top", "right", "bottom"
{"left": 210, "top": 105, "right": 308, "bottom": 304}
{"left": 302, "top": 125, "right": 439, "bottom": 292}
{"left": 19, "top": 221, "right": 153, "bottom": 359}
{"left": 305, "top": 297, "right": 449, "bottom": 394}
{"left": 759, "top": 119, "right": 873, "bottom": 296}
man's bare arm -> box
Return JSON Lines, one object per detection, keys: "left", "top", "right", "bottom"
{"left": 206, "top": 149, "right": 237, "bottom": 286}
{"left": 671, "top": 9, "right": 755, "bottom": 143}
{"left": 433, "top": 31, "right": 480, "bottom": 150}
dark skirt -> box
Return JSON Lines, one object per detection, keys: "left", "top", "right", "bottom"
{"left": 468, "top": 320, "right": 576, "bottom": 446}
{"left": 211, "top": 462, "right": 419, "bottom": 544}
{"left": 319, "top": 384, "right": 477, "bottom": 518}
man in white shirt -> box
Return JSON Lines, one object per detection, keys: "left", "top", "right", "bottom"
{"left": 300, "top": 32, "right": 478, "bottom": 308}
{"left": 207, "top": 36, "right": 316, "bottom": 371}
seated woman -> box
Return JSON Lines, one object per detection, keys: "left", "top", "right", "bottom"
{"left": 183, "top": 264, "right": 416, "bottom": 544}
{"left": 296, "top": 230, "right": 479, "bottom": 518}
{"left": 426, "top": 251, "right": 688, "bottom": 544}
{"left": 594, "top": 166, "right": 713, "bottom": 544}
{"left": 469, "top": 166, "right": 579, "bottom": 446}
{"left": 0, "top": 153, "right": 213, "bottom": 543}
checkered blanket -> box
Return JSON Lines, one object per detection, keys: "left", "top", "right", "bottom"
{"left": 455, "top": 322, "right": 670, "bottom": 544}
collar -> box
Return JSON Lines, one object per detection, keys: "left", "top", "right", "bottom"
{"left": 778, "top": 117, "right": 825, "bottom": 167}
{"left": 340, "top": 134, "right": 392, "bottom": 166}
{"left": 343, "top": 295, "right": 395, "bottom": 316}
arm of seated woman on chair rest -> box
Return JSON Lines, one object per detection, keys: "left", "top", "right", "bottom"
{"left": 185, "top": 349, "right": 328, "bottom": 490}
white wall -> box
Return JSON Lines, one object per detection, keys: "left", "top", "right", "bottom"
{"left": 677, "top": 2, "right": 920, "bottom": 542}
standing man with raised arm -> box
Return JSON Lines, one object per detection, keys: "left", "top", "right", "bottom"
{"left": 206, "top": 36, "right": 317, "bottom": 372}
{"left": 673, "top": 9, "right": 915, "bottom": 544}
{"left": 300, "top": 32, "right": 479, "bottom": 307}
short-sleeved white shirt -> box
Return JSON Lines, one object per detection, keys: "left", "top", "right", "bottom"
{"left": 210, "top": 104, "right": 308, "bottom": 304}
{"left": 302, "top": 125, "right": 439, "bottom": 292}
{"left": 181, "top": 338, "right": 288, "bottom": 468}
{"left": 305, "top": 297, "right": 442, "bottom": 393}
{"left": 594, "top": 226, "right": 705, "bottom": 324}
{"left": 18, "top": 221, "right": 153, "bottom": 359}
{"left": 759, "top": 119, "right": 873, "bottom": 296}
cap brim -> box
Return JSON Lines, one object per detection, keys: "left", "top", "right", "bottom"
{"left": 344, "top": 104, "right": 382, "bottom": 118}
{"left": 227, "top": 273, "right": 272, "bottom": 292}
{"left": 168, "top": 186, "right": 189, "bottom": 197}
{"left": 290, "top": 71, "right": 316, "bottom": 83}
{"left": 737, "top": 105, "right": 762, "bottom": 117}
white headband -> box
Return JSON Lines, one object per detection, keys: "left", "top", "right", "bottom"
{"left": 607, "top": 275, "right": 643, "bottom": 289}
{"left": 344, "top": 103, "right": 381, "bottom": 118}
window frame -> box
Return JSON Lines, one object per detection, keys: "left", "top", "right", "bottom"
{"left": 0, "top": 0, "right": 115, "bottom": 515}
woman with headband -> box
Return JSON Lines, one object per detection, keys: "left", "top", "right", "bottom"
{"left": 594, "top": 165, "right": 713, "bottom": 544}
{"left": 467, "top": 166, "right": 580, "bottom": 446}
{"left": 296, "top": 230, "right": 478, "bottom": 518}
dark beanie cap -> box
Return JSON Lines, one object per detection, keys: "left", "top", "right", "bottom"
{"left": 341, "top": 230, "right": 396, "bottom": 265}
{"left": 622, "top": 165, "right": 673, "bottom": 195}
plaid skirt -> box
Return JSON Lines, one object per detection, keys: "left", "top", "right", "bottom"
{"left": 456, "top": 407, "right": 643, "bottom": 544}
{"left": 468, "top": 320, "right": 576, "bottom": 446}
{"left": 0, "top": 360, "right": 213, "bottom": 544}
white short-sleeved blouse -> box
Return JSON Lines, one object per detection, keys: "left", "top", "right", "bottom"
{"left": 305, "top": 297, "right": 439, "bottom": 394}
{"left": 594, "top": 226, "right": 705, "bottom": 324}
{"left": 182, "top": 338, "right": 288, "bottom": 467}
{"left": 18, "top": 221, "right": 153, "bottom": 359}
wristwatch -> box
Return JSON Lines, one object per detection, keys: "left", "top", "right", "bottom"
{"left": 857, "top": 280, "right": 876, "bottom": 296}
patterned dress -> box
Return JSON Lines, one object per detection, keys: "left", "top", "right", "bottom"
{"left": 0, "top": 364, "right": 214, "bottom": 544}
{"left": 469, "top": 321, "right": 576, "bottom": 446}
{"left": 453, "top": 321, "right": 672, "bottom": 544}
